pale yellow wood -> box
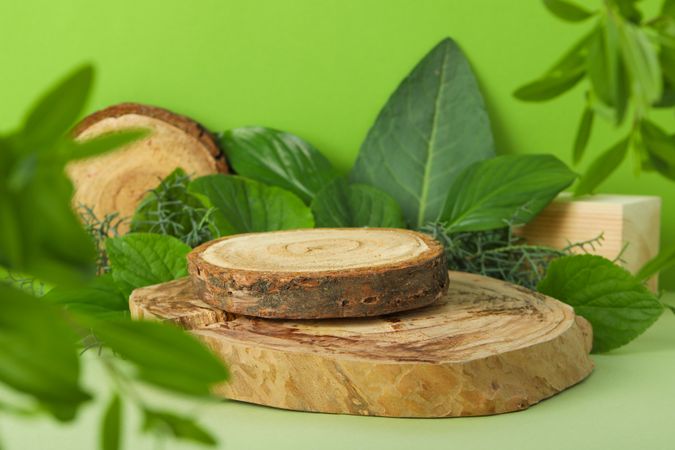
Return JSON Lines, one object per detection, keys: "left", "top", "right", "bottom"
{"left": 518, "top": 194, "right": 661, "bottom": 290}
{"left": 130, "top": 272, "right": 594, "bottom": 418}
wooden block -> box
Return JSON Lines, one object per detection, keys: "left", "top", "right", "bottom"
{"left": 518, "top": 194, "right": 661, "bottom": 290}
{"left": 130, "top": 272, "right": 594, "bottom": 418}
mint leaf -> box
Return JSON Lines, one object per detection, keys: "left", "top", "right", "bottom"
{"left": 440, "top": 154, "right": 577, "bottom": 232}
{"left": 42, "top": 274, "right": 129, "bottom": 320}
{"left": 221, "top": 127, "right": 339, "bottom": 203}
{"left": 88, "top": 319, "right": 228, "bottom": 398}
{"left": 538, "top": 254, "right": 663, "bottom": 353}
{"left": 106, "top": 233, "right": 190, "bottom": 296}
{"left": 0, "top": 285, "right": 91, "bottom": 421}
{"left": 189, "top": 175, "right": 314, "bottom": 235}
{"left": 311, "top": 178, "right": 406, "bottom": 228}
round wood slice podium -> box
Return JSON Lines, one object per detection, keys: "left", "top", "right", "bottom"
{"left": 130, "top": 271, "right": 593, "bottom": 417}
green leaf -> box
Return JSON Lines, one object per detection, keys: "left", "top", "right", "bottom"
{"left": 439, "top": 154, "right": 577, "bottom": 232}
{"left": 101, "top": 394, "right": 121, "bottom": 450}
{"left": 311, "top": 178, "right": 406, "bottom": 228}
{"left": 573, "top": 106, "right": 594, "bottom": 164}
{"left": 619, "top": 22, "right": 663, "bottom": 109}
{"left": 574, "top": 136, "right": 629, "bottom": 196}
{"left": 221, "top": 127, "right": 339, "bottom": 203}
{"left": 20, "top": 65, "right": 93, "bottom": 150}
{"left": 131, "top": 169, "right": 214, "bottom": 247}
{"left": 351, "top": 38, "right": 495, "bottom": 227}
{"left": 43, "top": 274, "right": 129, "bottom": 320}
{"left": 143, "top": 409, "right": 216, "bottom": 446}
{"left": 64, "top": 129, "right": 150, "bottom": 161}
{"left": 88, "top": 319, "right": 228, "bottom": 398}
{"left": 538, "top": 254, "right": 663, "bottom": 352}
{"left": 106, "top": 233, "right": 191, "bottom": 296}
{"left": 514, "top": 32, "right": 592, "bottom": 101}
{"left": 189, "top": 175, "right": 314, "bottom": 235}
{"left": 588, "top": 18, "right": 627, "bottom": 123}
{"left": 613, "top": 0, "right": 642, "bottom": 23}
{"left": 636, "top": 245, "right": 675, "bottom": 282}
{"left": 543, "top": 0, "right": 594, "bottom": 22}
{"left": 0, "top": 285, "right": 91, "bottom": 421}
{"left": 640, "top": 119, "right": 675, "bottom": 180}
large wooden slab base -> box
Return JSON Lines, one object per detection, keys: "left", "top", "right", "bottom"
{"left": 130, "top": 272, "right": 594, "bottom": 417}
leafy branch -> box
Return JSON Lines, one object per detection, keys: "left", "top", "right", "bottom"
{"left": 516, "top": 0, "right": 675, "bottom": 194}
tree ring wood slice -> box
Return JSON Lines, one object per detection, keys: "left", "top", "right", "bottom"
{"left": 188, "top": 228, "right": 449, "bottom": 319}
{"left": 129, "top": 271, "right": 594, "bottom": 418}
{"left": 67, "top": 103, "right": 227, "bottom": 231}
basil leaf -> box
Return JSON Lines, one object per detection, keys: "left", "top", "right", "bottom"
{"left": 351, "top": 38, "right": 495, "bottom": 227}
{"left": 106, "top": 233, "right": 190, "bottom": 296}
{"left": 0, "top": 285, "right": 91, "bottom": 421}
{"left": 143, "top": 409, "right": 216, "bottom": 446}
{"left": 89, "top": 318, "right": 228, "bottom": 398}
{"left": 131, "top": 168, "right": 214, "bottom": 247}
{"left": 189, "top": 175, "right": 314, "bottom": 235}
{"left": 42, "top": 274, "right": 129, "bottom": 320}
{"left": 311, "top": 178, "right": 406, "bottom": 228}
{"left": 538, "top": 254, "right": 663, "bottom": 353}
{"left": 573, "top": 106, "right": 594, "bottom": 164}
{"left": 637, "top": 245, "right": 675, "bottom": 282}
{"left": 640, "top": 119, "right": 675, "bottom": 180}
{"left": 543, "top": 0, "right": 594, "bottom": 22}
{"left": 574, "top": 136, "right": 629, "bottom": 196}
{"left": 514, "top": 32, "right": 591, "bottom": 101}
{"left": 101, "top": 394, "right": 121, "bottom": 450}
{"left": 439, "top": 154, "right": 577, "bottom": 232}
{"left": 221, "top": 127, "right": 339, "bottom": 203}
{"left": 20, "top": 65, "right": 93, "bottom": 150}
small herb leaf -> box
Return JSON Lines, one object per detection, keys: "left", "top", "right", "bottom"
{"left": 143, "top": 409, "right": 216, "bottom": 446}
{"left": 538, "top": 254, "right": 663, "bottom": 352}
{"left": 543, "top": 0, "right": 594, "bottom": 22}
{"left": 574, "top": 135, "right": 629, "bottom": 196}
{"left": 88, "top": 318, "right": 229, "bottom": 398}
{"left": 101, "top": 394, "right": 121, "bottom": 450}
{"left": 573, "top": 106, "right": 594, "bottom": 164}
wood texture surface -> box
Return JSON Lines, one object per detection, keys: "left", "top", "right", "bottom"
{"left": 188, "top": 229, "right": 449, "bottom": 319}
{"left": 130, "top": 271, "right": 594, "bottom": 417}
{"left": 67, "top": 103, "right": 227, "bottom": 230}
{"left": 519, "top": 194, "right": 661, "bottom": 290}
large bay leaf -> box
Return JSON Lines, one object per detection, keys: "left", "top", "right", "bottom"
{"left": 351, "top": 38, "right": 495, "bottom": 228}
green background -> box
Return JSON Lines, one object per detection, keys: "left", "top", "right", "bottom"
{"left": 1, "top": 0, "right": 673, "bottom": 286}
{"left": 1, "top": 2, "right": 675, "bottom": 448}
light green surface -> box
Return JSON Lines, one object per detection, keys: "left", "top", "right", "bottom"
{"left": 1, "top": 0, "right": 674, "bottom": 287}
{"left": 3, "top": 303, "right": 675, "bottom": 450}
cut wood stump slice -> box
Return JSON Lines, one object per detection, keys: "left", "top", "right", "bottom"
{"left": 187, "top": 228, "right": 449, "bottom": 319}
{"left": 67, "top": 103, "right": 227, "bottom": 230}
{"left": 130, "top": 271, "right": 594, "bottom": 417}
